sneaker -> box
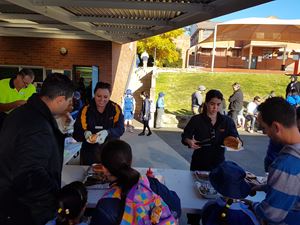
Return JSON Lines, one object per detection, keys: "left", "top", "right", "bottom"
{"left": 138, "top": 132, "right": 145, "bottom": 136}
{"left": 147, "top": 132, "right": 152, "bottom": 136}
{"left": 128, "top": 125, "right": 134, "bottom": 133}
{"left": 248, "top": 129, "right": 254, "bottom": 133}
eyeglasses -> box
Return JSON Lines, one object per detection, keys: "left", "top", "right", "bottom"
{"left": 22, "top": 77, "right": 31, "bottom": 87}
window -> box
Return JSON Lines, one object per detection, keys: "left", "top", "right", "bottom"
{"left": 231, "top": 49, "right": 241, "bottom": 58}
{"left": 0, "top": 66, "right": 44, "bottom": 82}
{"left": 262, "top": 49, "right": 273, "bottom": 59}
{"left": 201, "top": 48, "right": 211, "bottom": 56}
{"left": 215, "top": 49, "right": 226, "bottom": 57}
{"left": 0, "top": 66, "right": 19, "bottom": 80}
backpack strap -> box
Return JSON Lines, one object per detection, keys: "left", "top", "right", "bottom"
{"left": 112, "top": 102, "right": 121, "bottom": 125}
{"left": 239, "top": 202, "right": 260, "bottom": 225}
{"left": 80, "top": 105, "right": 89, "bottom": 131}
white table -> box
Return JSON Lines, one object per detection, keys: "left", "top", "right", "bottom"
{"left": 63, "top": 142, "right": 81, "bottom": 165}
{"left": 62, "top": 165, "right": 265, "bottom": 213}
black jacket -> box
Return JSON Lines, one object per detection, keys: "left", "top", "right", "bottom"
{"left": 73, "top": 99, "right": 124, "bottom": 164}
{"left": 228, "top": 89, "right": 244, "bottom": 111}
{"left": 182, "top": 113, "right": 239, "bottom": 171}
{"left": 90, "top": 176, "right": 181, "bottom": 225}
{"left": 0, "top": 94, "right": 65, "bottom": 225}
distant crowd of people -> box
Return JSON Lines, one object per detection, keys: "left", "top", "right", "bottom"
{"left": 0, "top": 68, "right": 300, "bottom": 225}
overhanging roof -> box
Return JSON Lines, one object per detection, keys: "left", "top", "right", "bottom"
{"left": 0, "top": 0, "right": 271, "bottom": 44}
{"left": 201, "top": 17, "right": 300, "bottom": 44}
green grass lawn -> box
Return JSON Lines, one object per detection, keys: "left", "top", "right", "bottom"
{"left": 155, "top": 72, "right": 288, "bottom": 115}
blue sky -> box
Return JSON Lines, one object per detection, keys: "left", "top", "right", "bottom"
{"left": 213, "top": 0, "right": 300, "bottom": 22}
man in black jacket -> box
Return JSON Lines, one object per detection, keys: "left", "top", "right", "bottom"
{"left": 286, "top": 75, "right": 300, "bottom": 98}
{"left": 228, "top": 82, "right": 244, "bottom": 126}
{"left": 0, "top": 73, "right": 74, "bottom": 225}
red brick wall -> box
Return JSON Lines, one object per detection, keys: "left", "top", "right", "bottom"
{"left": 191, "top": 55, "right": 244, "bottom": 68}
{"left": 0, "top": 37, "right": 112, "bottom": 83}
{"left": 189, "top": 52, "right": 294, "bottom": 70}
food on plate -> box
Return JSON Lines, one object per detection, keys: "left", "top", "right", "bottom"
{"left": 223, "top": 136, "right": 242, "bottom": 150}
{"left": 92, "top": 163, "right": 105, "bottom": 173}
{"left": 84, "top": 174, "right": 108, "bottom": 185}
{"left": 88, "top": 134, "right": 98, "bottom": 143}
{"left": 195, "top": 181, "right": 218, "bottom": 198}
{"left": 245, "top": 171, "right": 256, "bottom": 179}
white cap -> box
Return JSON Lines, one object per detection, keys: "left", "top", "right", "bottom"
{"left": 198, "top": 85, "right": 206, "bottom": 91}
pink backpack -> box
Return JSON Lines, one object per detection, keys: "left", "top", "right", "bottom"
{"left": 102, "top": 176, "right": 176, "bottom": 225}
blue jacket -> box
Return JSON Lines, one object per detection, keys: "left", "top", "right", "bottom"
{"left": 90, "top": 176, "right": 181, "bottom": 225}
{"left": 286, "top": 95, "right": 300, "bottom": 106}
{"left": 202, "top": 197, "right": 260, "bottom": 225}
{"left": 73, "top": 99, "right": 125, "bottom": 163}
{"left": 156, "top": 96, "right": 165, "bottom": 109}
{"left": 254, "top": 144, "right": 300, "bottom": 225}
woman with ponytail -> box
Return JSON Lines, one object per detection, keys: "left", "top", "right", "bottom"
{"left": 46, "top": 181, "right": 88, "bottom": 225}
{"left": 90, "top": 139, "right": 181, "bottom": 225}
{"left": 182, "top": 90, "right": 241, "bottom": 225}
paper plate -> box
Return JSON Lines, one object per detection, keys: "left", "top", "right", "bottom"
{"left": 193, "top": 171, "right": 210, "bottom": 181}
{"left": 221, "top": 145, "right": 244, "bottom": 152}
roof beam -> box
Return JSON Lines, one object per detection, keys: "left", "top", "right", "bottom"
{"left": 94, "top": 26, "right": 154, "bottom": 35}
{"left": 0, "top": 13, "right": 48, "bottom": 21}
{"left": 32, "top": 0, "right": 206, "bottom": 13}
{"left": 0, "top": 27, "right": 104, "bottom": 40}
{"left": 0, "top": 27, "right": 87, "bottom": 35}
{"left": 73, "top": 16, "right": 175, "bottom": 27}
{"left": 0, "top": 22, "right": 77, "bottom": 30}
{"left": 5, "top": 0, "right": 118, "bottom": 42}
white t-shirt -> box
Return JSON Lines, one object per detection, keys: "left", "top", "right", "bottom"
{"left": 247, "top": 101, "right": 258, "bottom": 115}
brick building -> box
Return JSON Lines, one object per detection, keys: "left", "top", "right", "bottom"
{"left": 188, "top": 18, "right": 300, "bottom": 71}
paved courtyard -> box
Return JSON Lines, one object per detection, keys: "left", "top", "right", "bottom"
{"left": 153, "top": 128, "right": 269, "bottom": 176}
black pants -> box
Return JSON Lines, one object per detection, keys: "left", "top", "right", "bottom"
{"left": 0, "top": 112, "right": 7, "bottom": 130}
{"left": 228, "top": 110, "right": 238, "bottom": 126}
{"left": 142, "top": 120, "right": 151, "bottom": 133}
{"left": 187, "top": 213, "right": 202, "bottom": 225}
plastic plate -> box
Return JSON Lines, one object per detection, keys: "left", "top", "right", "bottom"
{"left": 195, "top": 181, "right": 218, "bottom": 199}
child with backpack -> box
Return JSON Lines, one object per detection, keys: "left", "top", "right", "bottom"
{"left": 90, "top": 139, "right": 181, "bottom": 225}
{"left": 122, "top": 89, "right": 136, "bottom": 132}
{"left": 46, "top": 181, "right": 89, "bottom": 225}
{"left": 201, "top": 161, "right": 260, "bottom": 225}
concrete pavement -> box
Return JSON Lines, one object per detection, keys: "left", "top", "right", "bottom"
{"left": 122, "top": 130, "right": 189, "bottom": 170}
{"left": 126, "top": 120, "right": 269, "bottom": 176}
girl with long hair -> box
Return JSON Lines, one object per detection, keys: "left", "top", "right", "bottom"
{"left": 90, "top": 140, "right": 181, "bottom": 225}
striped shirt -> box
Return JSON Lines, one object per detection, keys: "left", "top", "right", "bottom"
{"left": 254, "top": 144, "right": 300, "bottom": 225}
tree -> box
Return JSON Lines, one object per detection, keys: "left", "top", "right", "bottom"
{"left": 137, "top": 29, "right": 184, "bottom": 67}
